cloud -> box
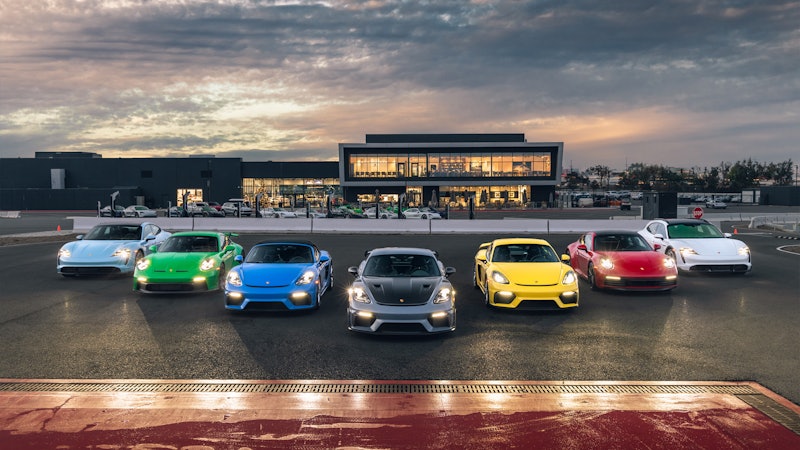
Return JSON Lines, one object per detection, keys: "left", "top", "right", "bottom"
{"left": 1, "top": 0, "right": 797, "bottom": 169}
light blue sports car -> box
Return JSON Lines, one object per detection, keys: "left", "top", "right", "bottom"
{"left": 224, "top": 240, "right": 333, "bottom": 311}
{"left": 57, "top": 222, "right": 171, "bottom": 276}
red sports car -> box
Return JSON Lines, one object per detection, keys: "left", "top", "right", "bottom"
{"left": 565, "top": 230, "right": 678, "bottom": 291}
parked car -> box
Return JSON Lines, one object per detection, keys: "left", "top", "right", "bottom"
{"left": 207, "top": 201, "right": 223, "bottom": 211}
{"left": 400, "top": 207, "right": 441, "bottom": 219}
{"left": 565, "top": 230, "right": 677, "bottom": 291}
{"left": 196, "top": 205, "right": 225, "bottom": 217}
{"left": 123, "top": 205, "right": 158, "bottom": 218}
{"left": 329, "top": 205, "right": 367, "bottom": 218}
{"left": 347, "top": 247, "right": 456, "bottom": 334}
{"left": 221, "top": 200, "right": 253, "bottom": 216}
{"left": 57, "top": 222, "right": 171, "bottom": 276}
{"left": 99, "top": 204, "right": 125, "bottom": 217}
{"left": 705, "top": 200, "right": 727, "bottom": 209}
{"left": 639, "top": 219, "right": 751, "bottom": 273}
{"left": 259, "top": 207, "right": 299, "bottom": 218}
{"left": 363, "top": 207, "right": 398, "bottom": 219}
{"left": 133, "top": 231, "right": 243, "bottom": 293}
{"left": 619, "top": 198, "right": 632, "bottom": 210}
{"left": 224, "top": 240, "right": 333, "bottom": 311}
{"left": 473, "top": 238, "right": 579, "bottom": 310}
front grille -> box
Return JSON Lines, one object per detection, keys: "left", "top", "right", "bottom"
{"left": 604, "top": 278, "right": 675, "bottom": 287}
{"left": 142, "top": 283, "right": 196, "bottom": 292}
{"left": 245, "top": 302, "right": 289, "bottom": 312}
{"left": 690, "top": 265, "right": 749, "bottom": 273}
{"left": 375, "top": 299, "right": 428, "bottom": 306}
{"left": 516, "top": 300, "right": 563, "bottom": 311}
{"left": 61, "top": 267, "right": 120, "bottom": 275}
{"left": 377, "top": 323, "right": 428, "bottom": 333}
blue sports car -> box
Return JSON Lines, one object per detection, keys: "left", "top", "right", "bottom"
{"left": 57, "top": 222, "right": 171, "bottom": 276}
{"left": 224, "top": 240, "right": 333, "bottom": 311}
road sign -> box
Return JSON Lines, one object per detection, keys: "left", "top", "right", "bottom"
{"left": 693, "top": 207, "right": 704, "bottom": 219}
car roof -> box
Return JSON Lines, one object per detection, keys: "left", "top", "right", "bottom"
{"left": 171, "top": 231, "right": 222, "bottom": 237}
{"left": 254, "top": 240, "right": 319, "bottom": 249}
{"left": 487, "top": 237, "right": 553, "bottom": 247}
{"left": 366, "top": 247, "right": 437, "bottom": 257}
{"left": 593, "top": 230, "right": 641, "bottom": 236}
{"left": 654, "top": 218, "right": 710, "bottom": 225}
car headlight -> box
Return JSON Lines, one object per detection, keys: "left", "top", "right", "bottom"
{"left": 738, "top": 246, "right": 750, "bottom": 256}
{"left": 136, "top": 258, "right": 150, "bottom": 271}
{"left": 491, "top": 271, "right": 509, "bottom": 284}
{"left": 349, "top": 286, "right": 371, "bottom": 303}
{"left": 562, "top": 270, "right": 577, "bottom": 285}
{"left": 226, "top": 271, "right": 242, "bottom": 287}
{"left": 599, "top": 258, "right": 614, "bottom": 270}
{"left": 663, "top": 257, "right": 676, "bottom": 269}
{"left": 200, "top": 258, "right": 216, "bottom": 271}
{"left": 58, "top": 248, "right": 71, "bottom": 259}
{"left": 113, "top": 248, "right": 132, "bottom": 259}
{"left": 296, "top": 270, "right": 315, "bottom": 285}
{"left": 434, "top": 287, "right": 454, "bottom": 304}
{"left": 679, "top": 247, "right": 698, "bottom": 256}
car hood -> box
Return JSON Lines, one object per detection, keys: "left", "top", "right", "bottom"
{"left": 363, "top": 276, "right": 437, "bottom": 306}
{"left": 669, "top": 238, "right": 744, "bottom": 255}
{"left": 241, "top": 264, "right": 308, "bottom": 288}
{"left": 65, "top": 239, "right": 139, "bottom": 256}
{"left": 595, "top": 251, "right": 673, "bottom": 274}
{"left": 148, "top": 252, "right": 214, "bottom": 271}
{"left": 494, "top": 262, "right": 566, "bottom": 286}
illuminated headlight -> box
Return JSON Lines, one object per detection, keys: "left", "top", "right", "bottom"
{"left": 200, "top": 258, "right": 216, "bottom": 271}
{"left": 599, "top": 258, "right": 614, "bottom": 270}
{"left": 193, "top": 276, "right": 206, "bottom": 283}
{"left": 113, "top": 248, "right": 132, "bottom": 259}
{"left": 679, "top": 247, "right": 698, "bottom": 256}
{"left": 295, "top": 270, "right": 315, "bottom": 285}
{"left": 491, "top": 271, "right": 509, "bottom": 284}
{"left": 663, "top": 258, "right": 676, "bottom": 269}
{"left": 434, "top": 287, "right": 454, "bottom": 304}
{"left": 562, "top": 270, "right": 577, "bottom": 285}
{"left": 58, "top": 248, "right": 71, "bottom": 259}
{"left": 226, "top": 271, "right": 242, "bottom": 287}
{"left": 737, "top": 246, "right": 750, "bottom": 256}
{"left": 349, "top": 286, "right": 371, "bottom": 303}
{"left": 136, "top": 258, "right": 150, "bottom": 271}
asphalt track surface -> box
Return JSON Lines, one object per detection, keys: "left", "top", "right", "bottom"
{"left": 1, "top": 210, "right": 798, "bottom": 448}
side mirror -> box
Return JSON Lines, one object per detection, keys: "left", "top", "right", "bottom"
{"left": 320, "top": 252, "right": 330, "bottom": 263}
{"left": 475, "top": 249, "right": 487, "bottom": 262}
{"left": 445, "top": 267, "right": 456, "bottom": 277}
{"left": 653, "top": 233, "right": 665, "bottom": 240}
{"left": 653, "top": 243, "right": 662, "bottom": 251}
{"left": 76, "top": 235, "right": 84, "bottom": 240}
{"left": 149, "top": 245, "right": 158, "bottom": 253}
{"left": 235, "top": 255, "right": 244, "bottom": 263}
{"left": 348, "top": 266, "right": 359, "bottom": 276}
{"left": 144, "top": 234, "right": 156, "bottom": 242}
{"left": 225, "top": 245, "right": 236, "bottom": 252}
{"left": 577, "top": 244, "right": 587, "bottom": 252}
{"left": 723, "top": 232, "right": 732, "bottom": 238}
{"left": 561, "top": 254, "right": 571, "bottom": 264}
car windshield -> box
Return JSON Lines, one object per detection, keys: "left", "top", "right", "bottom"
{"left": 160, "top": 235, "right": 219, "bottom": 253}
{"left": 84, "top": 225, "right": 142, "bottom": 240}
{"left": 363, "top": 254, "right": 440, "bottom": 277}
{"left": 245, "top": 244, "right": 313, "bottom": 263}
{"left": 492, "top": 244, "right": 559, "bottom": 262}
{"left": 667, "top": 223, "right": 724, "bottom": 239}
{"left": 593, "top": 234, "right": 652, "bottom": 251}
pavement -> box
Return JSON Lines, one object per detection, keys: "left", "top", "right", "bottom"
{"left": 1, "top": 379, "right": 799, "bottom": 449}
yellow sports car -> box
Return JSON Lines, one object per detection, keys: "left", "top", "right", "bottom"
{"left": 473, "top": 238, "right": 579, "bottom": 310}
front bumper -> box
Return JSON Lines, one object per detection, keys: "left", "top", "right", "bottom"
{"left": 134, "top": 272, "right": 219, "bottom": 293}
{"left": 488, "top": 282, "right": 579, "bottom": 310}
{"left": 347, "top": 302, "right": 456, "bottom": 334}
{"left": 225, "top": 285, "right": 318, "bottom": 311}
{"left": 58, "top": 257, "right": 134, "bottom": 275}
{"left": 676, "top": 253, "right": 751, "bottom": 273}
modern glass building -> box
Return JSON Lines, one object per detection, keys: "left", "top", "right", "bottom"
{"left": 0, "top": 134, "right": 564, "bottom": 210}
{"left": 339, "top": 134, "right": 563, "bottom": 207}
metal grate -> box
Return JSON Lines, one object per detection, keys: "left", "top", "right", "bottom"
{"left": 0, "top": 381, "right": 761, "bottom": 395}
{"left": 736, "top": 394, "right": 800, "bottom": 435}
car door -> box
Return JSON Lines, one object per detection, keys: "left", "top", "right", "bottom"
{"left": 573, "top": 233, "right": 593, "bottom": 278}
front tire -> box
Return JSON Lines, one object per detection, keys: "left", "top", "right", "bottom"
{"left": 217, "top": 264, "right": 226, "bottom": 291}
{"left": 588, "top": 262, "right": 598, "bottom": 290}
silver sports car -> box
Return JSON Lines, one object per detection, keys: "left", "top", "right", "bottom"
{"left": 346, "top": 247, "right": 456, "bottom": 334}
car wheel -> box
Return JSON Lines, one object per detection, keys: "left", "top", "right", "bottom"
{"left": 588, "top": 263, "right": 598, "bottom": 290}
{"left": 472, "top": 268, "right": 480, "bottom": 289}
{"left": 217, "top": 264, "right": 226, "bottom": 291}
{"left": 421, "top": 214, "right": 428, "bottom": 219}
{"left": 666, "top": 248, "right": 677, "bottom": 262}
{"left": 314, "top": 288, "right": 321, "bottom": 310}
{"left": 483, "top": 283, "right": 492, "bottom": 308}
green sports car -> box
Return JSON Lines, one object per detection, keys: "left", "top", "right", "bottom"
{"left": 133, "top": 231, "right": 243, "bottom": 293}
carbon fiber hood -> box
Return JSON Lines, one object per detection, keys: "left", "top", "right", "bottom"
{"left": 364, "top": 276, "right": 437, "bottom": 306}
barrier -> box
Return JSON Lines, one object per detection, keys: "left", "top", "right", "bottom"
{"left": 0, "top": 211, "right": 21, "bottom": 219}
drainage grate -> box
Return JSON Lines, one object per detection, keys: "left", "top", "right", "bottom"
{"left": 0, "top": 381, "right": 761, "bottom": 395}
{"left": 736, "top": 394, "right": 800, "bottom": 435}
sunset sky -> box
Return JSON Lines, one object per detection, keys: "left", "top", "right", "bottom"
{"left": 1, "top": 1, "right": 797, "bottom": 170}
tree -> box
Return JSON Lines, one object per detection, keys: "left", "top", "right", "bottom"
{"left": 587, "top": 165, "right": 612, "bottom": 189}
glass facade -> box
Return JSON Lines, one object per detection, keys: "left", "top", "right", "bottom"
{"left": 347, "top": 151, "right": 552, "bottom": 179}
{"left": 242, "top": 177, "right": 340, "bottom": 208}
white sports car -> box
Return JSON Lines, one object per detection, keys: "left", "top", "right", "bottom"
{"left": 57, "top": 222, "right": 171, "bottom": 276}
{"left": 639, "top": 219, "right": 751, "bottom": 274}
{"left": 259, "top": 207, "right": 299, "bottom": 218}
{"left": 401, "top": 207, "right": 441, "bottom": 219}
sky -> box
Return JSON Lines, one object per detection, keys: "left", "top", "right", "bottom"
{"left": 1, "top": 0, "right": 798, "bottom": 171}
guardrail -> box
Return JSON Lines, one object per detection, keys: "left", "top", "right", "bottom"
{"left": 0, "top": 211, "right": 21, "bottom": 219}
